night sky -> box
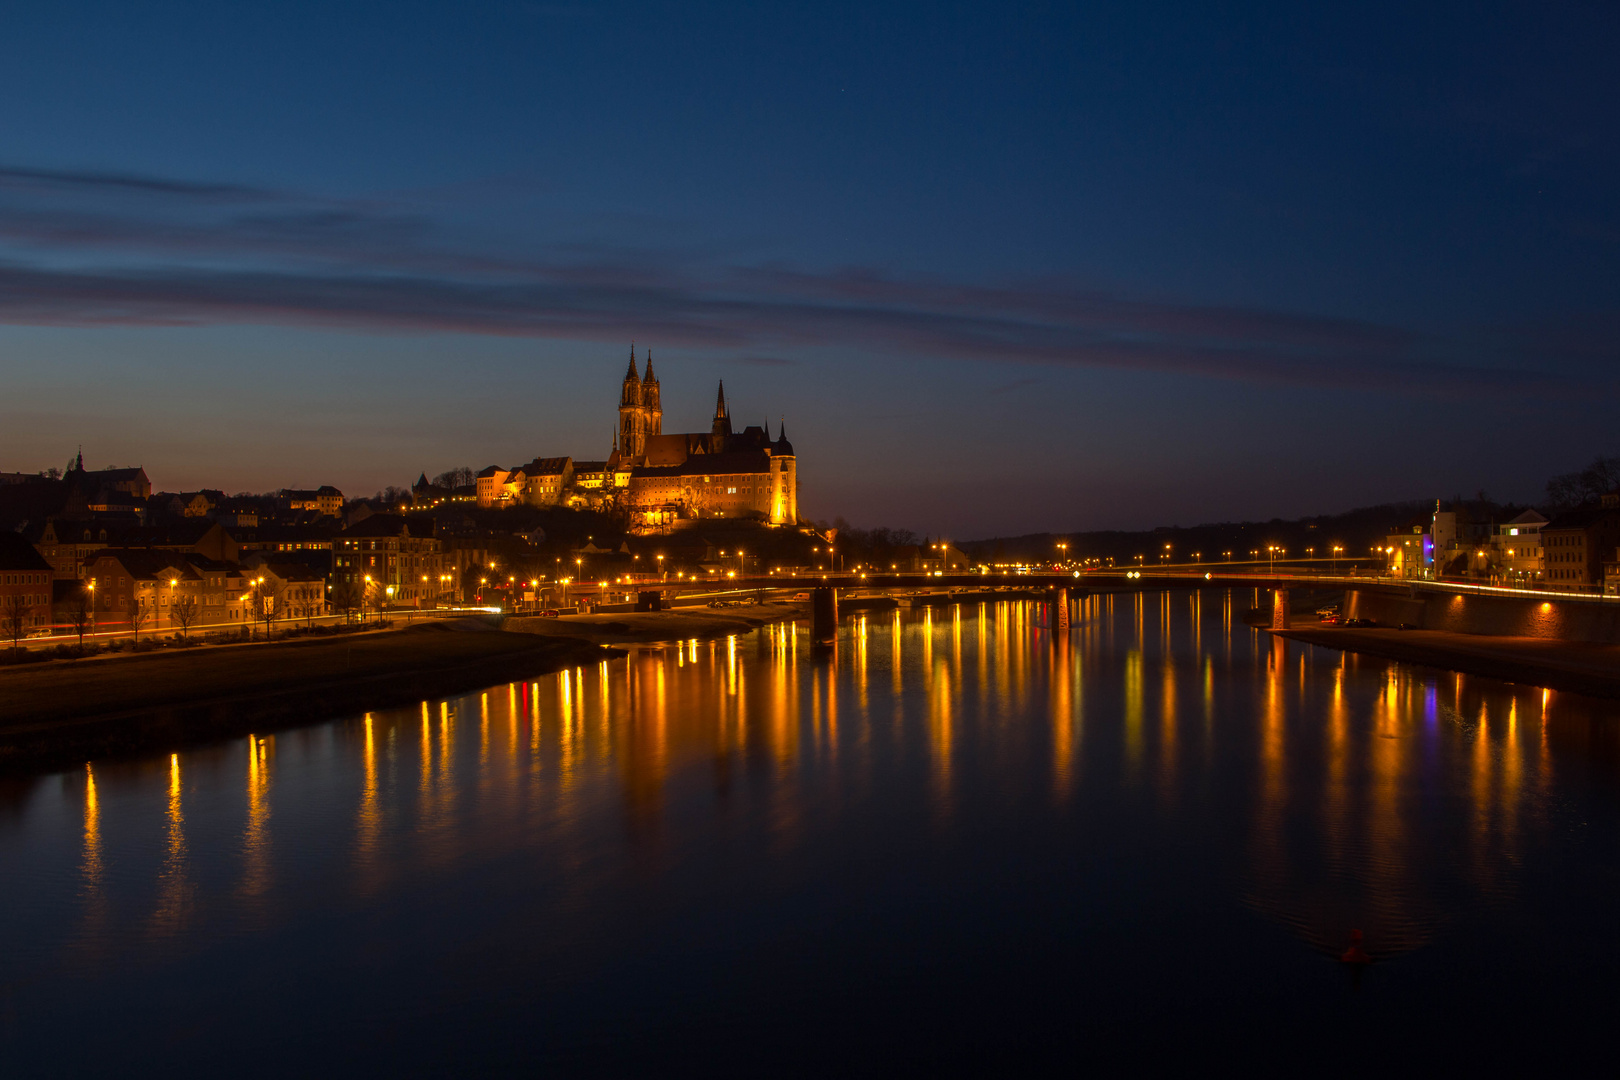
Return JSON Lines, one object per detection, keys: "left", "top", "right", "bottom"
{"left": 2, "top": 2, "right": 1617, "bottom": 537}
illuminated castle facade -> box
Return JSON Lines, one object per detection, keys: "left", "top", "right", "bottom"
{"left": 477, "top": 349, "right": 798, "bottom": 534}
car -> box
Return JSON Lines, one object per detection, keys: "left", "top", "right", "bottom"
{"left": 1397, "top": 622, "right": 1418, "bottom": 631}
{"left": 537, "top": 609, "right": 560, "bottom": 619}
{"left": 791, "top": 592, "right": 810, "bottom": 602}
{"left": 708, "top": 600, "right": 727, "bottom": 608}
{"left": 1319, "top": 614, "right": 1339, "bottom": 625}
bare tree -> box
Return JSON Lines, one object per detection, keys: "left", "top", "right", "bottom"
{"left": 171, "top": 595, "right": 201, "bottom": 642}
{"left": 69, "top": 587, "right": 93, "bottom": 655}
{"left": 251, "top": 578, "right": 285, "bottom": 641}
{"left": 2, "top": 594, "right": 30, "bottom": 657}
{"left": 367, "top": 580, "right": 390, "bottom": 623}
{"left": 129, "top": 597, "right": 150, "bottom": 643}
{"left": 433, "top": 466, "right": 474, "bottom": 490}
{"left": 331, "top": 580, "right": 360, "bottom": 625}
{"left": 1546, "top": 455, "right": 1620, "bottom": 512}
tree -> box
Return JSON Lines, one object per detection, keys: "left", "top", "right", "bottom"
{"left": 170, "top": 595, "right": 200, "bottom": 642}
{"left": 2, "top": 594, "right": 29, "bottom": 657}
{"left": 331, "top": 580, "right": 361, "bottom": 625}
{"left": 1546, "top": 455, "right": 1620, "bottom": 512}
{"left": 129, "top": 596, "right": 150, "bottom": 643}
{"left": 251, "top": 577, "right": 284, "bottom": 641}
{"left": 68, "top": 586, "right": 93, "bottom": 655}
{"left": 433, "top": 466, "right": 474, "bottom": 490}
{"left": 367, "top": 580, "right": 390, "bottom": 622}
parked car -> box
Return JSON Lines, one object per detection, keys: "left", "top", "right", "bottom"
{"left": 1319, "top": 614, "right": 1340, "bottom": 625}
{"left": 791, "top": 592, "right": 811, "bottom": 602}
{"left": 538, "top": 609, "right": 560, "bottom": 619}
{"left": 1397, "top": 622, "right": 1418, "bottom": 631}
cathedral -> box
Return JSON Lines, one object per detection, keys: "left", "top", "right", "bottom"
{"left": 476, "top": 349, "right": 798, "bottom": 534}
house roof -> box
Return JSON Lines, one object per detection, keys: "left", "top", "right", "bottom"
{"left": 338, "top": 513, "right": 421, "bottom": 539}
{"left": 521, "top": 456, "right": 572, "bottom": 477}
{"left": 1544, "top": 508, "right": 1620, "bottom": 531}
{"left": 0, "top": 530, "right": 52, "bottom": 572}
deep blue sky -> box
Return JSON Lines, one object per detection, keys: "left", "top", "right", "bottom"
{"left": 2, "top": 1, "right": 1617, "bottom": 536}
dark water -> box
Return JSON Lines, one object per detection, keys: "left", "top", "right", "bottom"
{"left": 6, "top": 591, "right": 1620, "bottom": 1075}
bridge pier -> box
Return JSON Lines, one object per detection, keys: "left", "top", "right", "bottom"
{"left": 811, "top": 587, "right": 839, "bottom": 644}
{"left": 1055, "top": 587, "right": 1070, "bottom": 630}
{"left": 1271, "top": 587, "right": 1290, "bottom": 630}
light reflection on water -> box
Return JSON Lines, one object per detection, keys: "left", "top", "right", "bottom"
{"left": 4, "top": 592, "right": 1620, "bottom": 1074}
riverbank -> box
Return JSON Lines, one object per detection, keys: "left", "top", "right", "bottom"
{"left": 1276, "top": 622, "right": 1620, "bottom": 699}
{"left": 0, "top": 619, "right": 618, "bottom": 774}
{"left": 506, "top": 601, "right": 806, "bottom": 644}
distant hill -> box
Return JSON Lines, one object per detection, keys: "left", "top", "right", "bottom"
{"left": 959, "top": 501, "right": 1467, "bottom": 567}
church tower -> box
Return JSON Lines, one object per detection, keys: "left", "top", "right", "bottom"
{"left": 641, "top": 350, "right": 662, "bottom": 438}
{"left": 619, "top": 346, "right": 646, "bottom": 459}
{"left": 711, "top": 380, "right": 732, "bottom": 443}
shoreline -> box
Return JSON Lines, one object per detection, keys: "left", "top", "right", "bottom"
{"left": 0, "top": 606, "right": 806, "bottom": 776}
{"left": 1275, "top": 624, "right": 1620, "bottom": 700}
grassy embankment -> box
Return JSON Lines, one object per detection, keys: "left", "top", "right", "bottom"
{"left": 506, "top": 601, "right": 806, "bottom": 643}
{"left": 0, "top": 620, "right": 615, "bottom": 773}
{"left": 0, "top": 603, "right": 811, "bottom": 774}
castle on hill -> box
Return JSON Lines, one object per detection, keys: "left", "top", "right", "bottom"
{"left": 475, "top": 349, "right": 798, "bottom": 534}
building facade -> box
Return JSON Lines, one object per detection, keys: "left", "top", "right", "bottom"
{"left": 1541, "top": 507, "right": 1620, "bottom": 592}
{"left": 476, "top": 351, "right": 799, "bottom": 534}
{"left": 332, "top": 514, "right": 458, "bottom": 608}
{"left": 0, "top": 532, "right": 53, "bottom": 636}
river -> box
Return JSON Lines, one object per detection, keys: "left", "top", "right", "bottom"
{"left": 5, "top": 591, "right": 1620, "bottom": 1075}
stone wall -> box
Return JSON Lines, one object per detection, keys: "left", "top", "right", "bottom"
{"left": 1344, "top": 587, "right": 1620, "bottom": 643}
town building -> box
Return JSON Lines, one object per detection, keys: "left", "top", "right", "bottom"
{"left": 1493, "top": 509, "right": 1547, "bottom": 581}
{"left": 1541, "top": 507, "right": 1620, "bottom": 592}
{"left": 332, "top": 514, "right": 459, "bottom": 608}
{"left": 279, "top": 486, "right": 344, "bottom": 517}
{"left": 83, "top": 549, "right": 255, "bottom": 633}
{"left": 0, "top": 531, "right": 54, "bottom": 637}
{"left": 1383, "top": 522, "right": 1430, "bottom": 578}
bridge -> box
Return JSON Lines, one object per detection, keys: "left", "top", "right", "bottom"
{"left": 639, "top": 565, "right": 1620, "bottom": 646}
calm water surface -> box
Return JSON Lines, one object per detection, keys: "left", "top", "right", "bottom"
{"left": 6, "top": 592, "right": 1620, "bottom": 1075}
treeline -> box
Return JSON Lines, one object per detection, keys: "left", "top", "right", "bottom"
{"left": 1545, "top": 456, "right": 1620, "bottom": 513}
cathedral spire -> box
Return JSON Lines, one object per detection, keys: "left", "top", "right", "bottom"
{"left": 642, "top": 350, "right": 656, "bottom": 383}
{"left": 625, "top": 343, "right": 639, "bottom": 380}
{"left": 710, "top": 380, "right": 732, "bottom": 440}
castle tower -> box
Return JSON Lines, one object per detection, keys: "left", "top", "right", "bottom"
{"left": 769, "top": 418, "right": 797, "bottom": 525}
{"left": 711, "top": 380, "right": 732, "bottom": 442}
{"left": 641, "top": 350, "right": 662, "bottom": 437}
{"left": 619, "top": 346, "right": 646, "bottom": 459}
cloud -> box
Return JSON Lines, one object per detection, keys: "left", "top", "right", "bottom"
{"left": 0, "top": 163, "right": 1583, "bottom": 395}
{"left": 985, "top": 377, "right": 1039, "bottom": 395}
